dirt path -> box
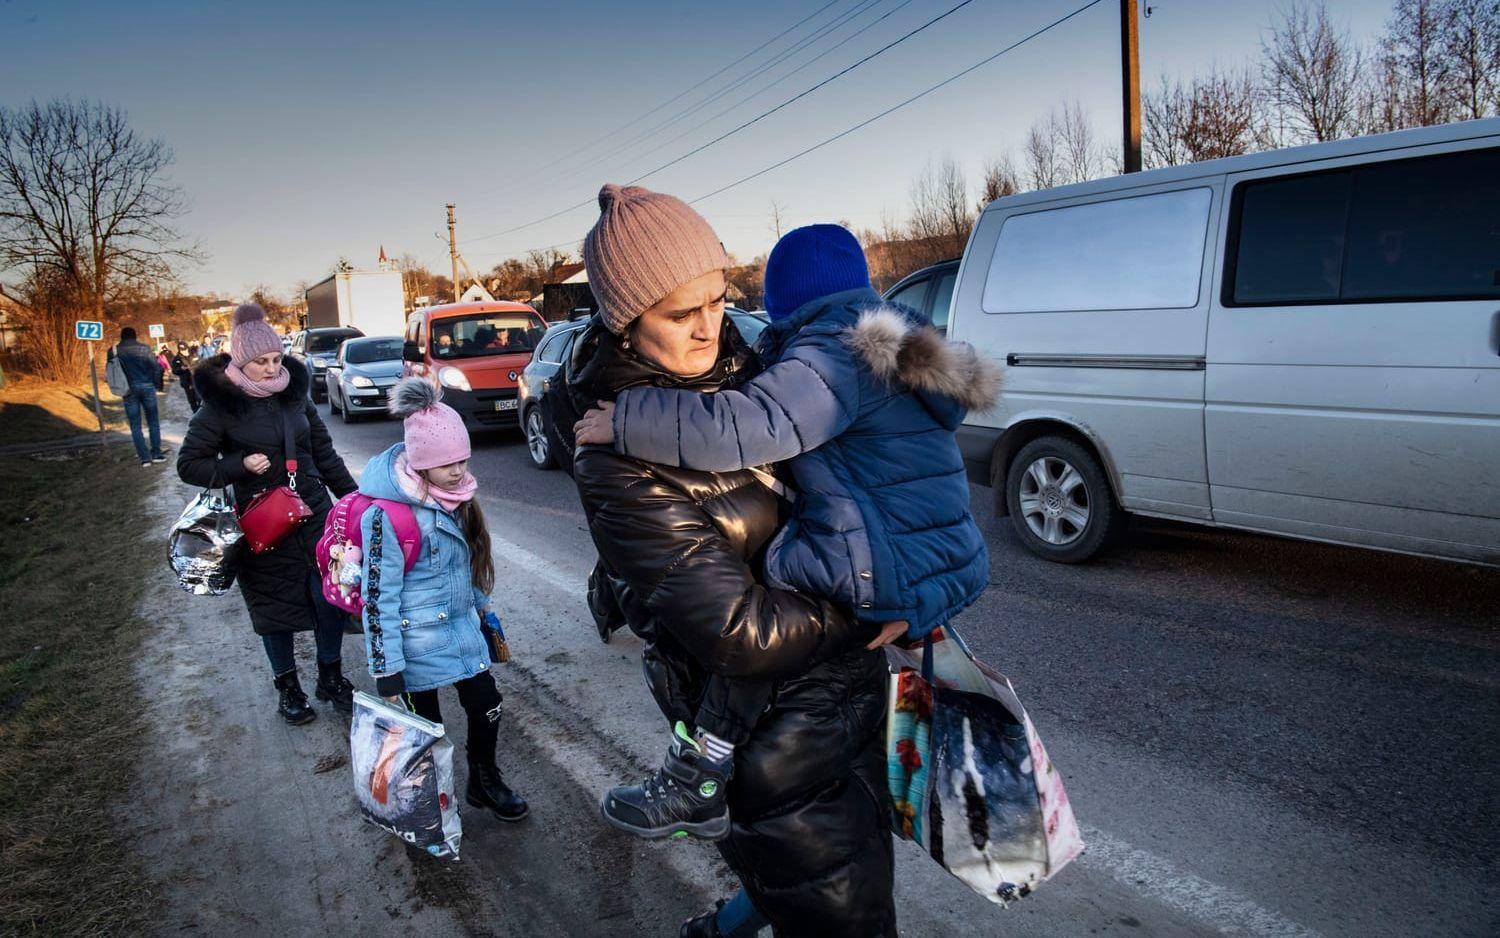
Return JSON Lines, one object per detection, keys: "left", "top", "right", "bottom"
{"left": 126, "top": 394, "right": 710, "bottom": 937}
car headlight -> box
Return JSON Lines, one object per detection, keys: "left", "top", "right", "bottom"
{"left": 312, "top": 358, "right": 328, "bottom": 369}
{"left": 349, "top": 375, "right": 374, "bottom": 388}
{"left": 437, "top": 366, "right": 471, "bottom": 392}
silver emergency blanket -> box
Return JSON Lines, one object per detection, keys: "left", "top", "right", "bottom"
{"left": 168, "top": 488, "right": 243, "bottom": 595}
{"left": 350, "top": 692, "right": 462, "bottom": 859}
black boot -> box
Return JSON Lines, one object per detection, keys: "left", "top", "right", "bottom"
{"left": 466, "top": 758, "right": 530, "bottom": 822}
{"left": 273, "top": 670, "right": 316, "bottom": 725}
{"left": 600, "top": 722, "right": 731, "bottom": 841}
{"left": 680, "top": 900, "right": 726, "bottom": 938}
{"left": 314, "top": 659, "right": 354, "bottom": 713}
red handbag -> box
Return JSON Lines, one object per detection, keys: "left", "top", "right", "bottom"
{"left": 238, "top": 403, "right": 314, "bottom": 554}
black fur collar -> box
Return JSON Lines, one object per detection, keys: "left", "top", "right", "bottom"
{"left": 193, "top": 353, "right": 311, "bottom": 414}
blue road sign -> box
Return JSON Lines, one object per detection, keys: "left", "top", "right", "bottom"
{"left": 75, "top": 320, "right": 104, "bottom": 341}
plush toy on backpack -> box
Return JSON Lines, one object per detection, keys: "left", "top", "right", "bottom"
{"left": 317, "top": 494, "right": 421, "bottom": 614}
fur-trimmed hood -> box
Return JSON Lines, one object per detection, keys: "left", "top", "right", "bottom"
{"left": 842, "top": 306, "right": 1001, "bottom": 413}
{"left": 193, "top": 353, "right": 311, "bottom": 414}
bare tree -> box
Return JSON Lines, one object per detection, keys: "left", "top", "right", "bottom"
{"left": 768, "top": 198, "right": 786, "bottom": 241}
{"left": 1057, "top": 101, "right": 1103, "bottom": 183}
{"left": 906, "top": 156, "right": 972, "bottom": 263}
{"left": 1384, "top": 0, "right": 1456, "bottom": 126}
{"left": 1023, "top": 117, "right": 1063, "bottom": 190}
{"left": 977, "top": 154, "right": 1021, "bottom": 212}
{"left": 0, "top": 100, "right": 199, "bottom": 378}
{"left": 1262, "top": 2, "right": 1365, "bottom": 142}
{"left": 1442, "top": 0, "right": 1500, "bottom": 119}
{"left": 1144, "top": 75, "right": 1193, "bottom": 167}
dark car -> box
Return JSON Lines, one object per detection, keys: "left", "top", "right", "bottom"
{"left": 518, "top": 309, "right": 768, "bottom": 473}
{"left": 882, "top": 258, "right": 959, "bottom": 335}
{"left": 289, "top": 326, "right": 363, "bottom": 402}
{"left": 326, "top": 336, "right": 404, "bottom": 423}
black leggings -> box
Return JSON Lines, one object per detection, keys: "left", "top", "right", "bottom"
{"left": 697, "top": 674, "right": 774, "bottom": 746}
{"left": 400, "top": 671, "right": 503, "bottom": 763}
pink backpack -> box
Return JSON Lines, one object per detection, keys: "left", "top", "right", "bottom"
{"left": 317, "top": 492, "right": 422, "bottom": 615}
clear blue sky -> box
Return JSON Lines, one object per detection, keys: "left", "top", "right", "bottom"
{"left": 0, "top": 0, "right": 1391, "bottom": 297}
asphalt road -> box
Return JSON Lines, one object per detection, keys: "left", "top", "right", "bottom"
{"left": 318, "top": 405, "right": 1499, "bottom": 937}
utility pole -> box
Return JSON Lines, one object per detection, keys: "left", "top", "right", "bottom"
{"left": 446, "top": 203, "right": 461, "bottom": 303}
{"left": 1121, "top": 0, "right": 1142, "bottom": 173}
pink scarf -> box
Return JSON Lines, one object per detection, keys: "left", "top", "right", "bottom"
{"left": 397, "top": 451, "right": 478, "bottom": 512}
{"left": 226, "top": 362, "right": 290, "bottom": 398}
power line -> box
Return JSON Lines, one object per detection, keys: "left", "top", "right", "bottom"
{"left": 691, "top": 0, "right": 1106, "bottom": 204}
{"left": 463, "top": 0, "right": 979, "bottom": 247}
{"left": 495, "top": 0, "right": 847, "bottom": 194}
{"left": 475, "top": 0, "right": 1106, "bottom": 263}
{"left": 516, "top": 0, "right": 887, "bottom": 206}
{"left": 619, "top": 0, "right": 921, "bottom": 176}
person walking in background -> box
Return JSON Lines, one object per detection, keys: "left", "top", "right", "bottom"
{"left": 170, "top": 341, "right": 200, "bottom": 411}
{"left": 109, "top": 326, "right": 168, "bottom": 467}
{"left": 358, "top": 377, "right": 529, "bottom": 823}
{"left": 177, "top": 304, "right": 359, "bottom": 725}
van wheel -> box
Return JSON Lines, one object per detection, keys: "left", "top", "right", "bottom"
{"left": 1004, "top": 436, "right": 1123, "bottom": 563}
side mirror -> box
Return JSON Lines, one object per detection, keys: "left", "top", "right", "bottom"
{"left": 402, "top": 341, "right": 423, "bottom": 363}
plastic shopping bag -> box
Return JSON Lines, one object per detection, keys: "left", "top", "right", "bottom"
{"left": 168, "top": 487, "right": 243, "bottom": 595}
{"left": 350, "top": 692, "right": 462, "bottom": 859}
{"left": 885, "top": 628, "right": 1083, "bottom": 905}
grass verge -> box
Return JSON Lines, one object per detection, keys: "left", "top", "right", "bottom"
{"left": 0, "top": 378, "right": 126, "bottom": 445}
{"left": 0, "top": 445, "right": 160, "bottom": 935}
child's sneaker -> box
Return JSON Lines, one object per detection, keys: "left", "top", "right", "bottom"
{"left": 600, "top": 722, "right": 731, "bottom": 841}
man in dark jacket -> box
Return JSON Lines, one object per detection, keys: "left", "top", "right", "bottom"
{"left": 110, "top": 326, "right": 167, "bottom": 466}
{"left": 170, "top": 341, "right": 200, "bottom": 411}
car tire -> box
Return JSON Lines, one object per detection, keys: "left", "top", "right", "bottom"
{"left": 524, "top": 406, "right": 556, "bottom": 470}
{"left": 1004, "top": 435, "right": 1124, "bottom": 563}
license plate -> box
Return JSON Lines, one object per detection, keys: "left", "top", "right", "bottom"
{"left": 493, "top": 399, "right": 518, "bottom": 412}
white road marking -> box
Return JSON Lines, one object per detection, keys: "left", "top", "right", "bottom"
{"left": 1078, "top": 827, "right": 1321, "bottom": 938}
{"left": 483, "top": 531, "right": 1323, "bottom": 938}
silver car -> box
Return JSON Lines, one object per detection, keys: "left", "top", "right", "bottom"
{"left": 951, "top": 119, "right": 1500, "bottom": 566}
{"left": 326, "top": 336, "right": 404, "bottom": 423}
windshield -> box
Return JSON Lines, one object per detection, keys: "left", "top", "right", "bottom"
{"left": 310, "top": 331, "right": 358, "bottom": 353}
{"left": 344, "top": 338, "right": 403, "bottom": 364}
{"left": 431, "top": 313, "right": 543, "bottom": 359}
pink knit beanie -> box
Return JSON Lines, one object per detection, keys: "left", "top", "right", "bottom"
{"left": 229, "top": 303, "right": 283, "bottom": 367}
{"left": 583, "top": 184, "right": 730, "bottom": 334}
{"left": 389, "top": 378, "right": 471, "bottom": 470}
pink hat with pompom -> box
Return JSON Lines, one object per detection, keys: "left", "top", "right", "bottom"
{"left": 388, "top": 377, "right": 471, "bottom": 470}
{"left": 229, "top": 303, "right": 282, "bottom": 367}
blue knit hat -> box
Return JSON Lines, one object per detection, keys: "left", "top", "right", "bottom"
{"left": 763, "top": 224, "right": 871, "bottom": 321}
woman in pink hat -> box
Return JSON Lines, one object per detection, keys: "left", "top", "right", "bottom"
{"left": 567, "top": 185, "right": 895, "bottom": 937}
{"left": 353, "top": 377, "right": 528, "bottom": 823}
{"left": 178, "top": 303, "right": 359, "bottom": 725}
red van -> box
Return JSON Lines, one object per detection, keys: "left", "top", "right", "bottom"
{"left": 402, "top": 301, "right": 550, "bottom": 430}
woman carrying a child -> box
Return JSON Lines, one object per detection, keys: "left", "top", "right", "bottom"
{"left": 568, "top": 184, "right": 993, "bottom": 938}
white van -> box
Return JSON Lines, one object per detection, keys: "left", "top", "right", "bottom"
{"left": 950, "top": 119, "right": 1500, "bottom": 566}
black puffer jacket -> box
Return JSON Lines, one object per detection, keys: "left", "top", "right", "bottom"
{"left": 178, "top": 355, "right": 357, "bottom": 635}
{"left": 567, "top": 318, "right": 897, "bottom": 937}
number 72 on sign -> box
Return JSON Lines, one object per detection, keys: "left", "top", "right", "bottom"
{"left": 75, "top": 320, "right": 104, "bottom": 341}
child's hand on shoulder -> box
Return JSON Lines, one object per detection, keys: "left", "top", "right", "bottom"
{"left": 574, "top": 401, "right": 615, "bottom": 446}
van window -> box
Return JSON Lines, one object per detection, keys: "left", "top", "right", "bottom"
{"left": 983, "top": 187, "right": 1212, "bottom": 313}
{"left": 1342, "top": 148, "right": 1500, "bottom": 301}
{"left": 1226, "top": 147, "right": 1500, "bottom": 305}
{"left": 1229, "top": 172, "right": 1350, "bottom": 304}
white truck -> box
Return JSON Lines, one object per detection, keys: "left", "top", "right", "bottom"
{"left": 304, "top": 269, "right": 407, "bottom": 336}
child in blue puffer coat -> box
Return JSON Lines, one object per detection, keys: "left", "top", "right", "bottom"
{"left": 576, "top": 224, "right": 1000, "bottom": 841}
{"left": 361, "top": 378, "right": 529, "bottom": 824}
